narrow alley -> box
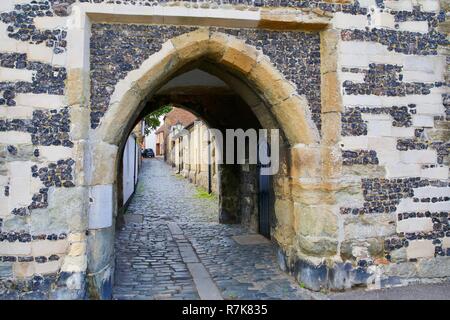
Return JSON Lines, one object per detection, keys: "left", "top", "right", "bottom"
{"left": 113, "top": 158, "right": 313, "bottom": 300}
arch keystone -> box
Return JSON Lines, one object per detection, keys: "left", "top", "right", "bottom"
{"left": 170, "top": 28, "right": 210, "bottom": 62}
{"left": 208, "top": 32, "right": 231, "bottom": 62}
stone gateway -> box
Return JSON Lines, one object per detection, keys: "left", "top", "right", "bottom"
{"left": 0, "top": 0, "right": 449, "bottom": 299}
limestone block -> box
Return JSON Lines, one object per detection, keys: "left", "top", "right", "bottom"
{"left": 61, "top": 255, "right": 87, "bottom": 273}
{"left": 390, "top": 247, "right": 407, "bottom": 263}
{"left": 321, "top": 29, "right": 339, "bottom": 74}
{"left": 384, "top": 0, "right": 413, "bottom": 11}
{"left": 30, "top": 187, "right": 88, "bottom": 234}
{"left": 362, "top": 113, "right": 391, "bottom": 121}
{"left": 70, "top": 107, "right": 90, "bottom": 141}
{"left": 321, "top": 112, "right": 341, "bottom": 145}
{"left": 88, "top": 184, "right": 113, "bottom": 229}
{"left": 321, "top": 72, "right": 343, "bottom": 113}
{"left": 0, "top": 242, "right": 31, "bottom": 255}
{"left": 170, "top": 28, "right": 210, "bottom": 62}
{"left": 340, "top": 136, "right": 369, "bottom": 150}
{"left": 371, "top": 11, "right": 396, "bottom": 29}
{"left": 414, "top": 186, "right": 450, "bottom": 198}
{"left": 339, "top": 71, "right": 365, "bottom": 83}
{"left": 367, "top": 120, "right": 392, "bottom": 137}
{"left": 397, "top": 217, "right": 433, "bottom": 233}
{"left": 406, "top": 240, "right": 435, "bottom": 259}
{"left": 248, "top": 57, "right": 295, "bottom": 106}
{"left": 31, "top": 240, "right": 68, "bottom": 256}
{"left": 321, "top": 145, "right": 342, "bottom": 179}
{"left": 15, "top": 94, "right": 64, "bottom": 109}
{"left": 294, "top": 203, "right": 339, "bottom": 238}
{"left": 290, "top": 145, "right": 321, "bottom": 179}
{"left": 0, "top": 132, "right": 31, "bottom": 144}
{"left": 273, "top": 198, "right": 295, "bottom": 246}
{"left": 68, "top": 233, "right": 86, "bottom": 243}
{"left": 0, "top": 67, "right": 34, "bottom": 82}
{"left": 8, "top": 161, "right": 33, "bottom": 209}
{"left": 443, "top": 237, "right": 450, "bottom": 249}
{"left": 68, "top": 242, "right": 86, "bottom": 257}
{"left": 27, "top": 44, "right": 58, "bottom": 65}
{"left": 0, "top": 106, "right": 33, "bottom": 119}
{"left": 417, "top": 0, "right": 440, "bottom": 11}
{"left": 2, "top": 214, "right": 28, "bottom": 232}
{"left": 250, "top": 103, "right": 278, "bottom": 129}
{"left": 272, "top": 95, "right": 319, "bottom": 145}
{"left": 220, "top": 37, "right": 259, "bottom": 75}
{"left": 420, "top": 166, "right": 449, "bottom": 180}
{"left": 398, "top": 21, "right": 429, "bottom": 33}
{"left": 34, "top": 16, "right": 68, "bottom": 29}
{"left": 344, "top": 214, "right": 396, "bottom": 240}
{"left": 397, "top": 197, "right": 450, "bottom": 212}
{"left": 382, "top": 261, "right": 417, "bottom": 277}
{"left": 207, "top": 32, "right": 230, "bottom": 62}
{"left": 332, "top": 12, "right": 368, "bottom": 29}
{"left": 0, "top": 1, "right": 15, "bottom": 12}
{"left": 415, "top": 103, "right": 444, "bottom": 115}
{"left": 87, "top": 142, "right": 118, "bottom": 185}
{"left": 339, "top": 53, "right": 369, "bottom": 68}
{"left": 0, "top": 194, "right": 8, "bottom": 217}
{"left": 38, "top": 146, "right": 73, "bottom": 162}
{"left": 357, "top": 0, "right": 377, "bottom": 7}
{"left": 297, "top": 235, "right": 338, "bottom": 256}
{"left": 389, "top": 127, "right": 415, "bottom": 138}
{"left": 415, "top": 257, "right": 450, "bottom": 278}
{"left": 67, "top": 69, "right": 89, "bottom": 107}
{"left": 35, "top": 260, "right": 62, "bottom": 275}
{"left": 72, "top": 140, "right": 88, "bottom": 186}
{"left": 403, "top": 55, "right": 445, "bottom": 73}
{"left": 386, "top": 164, "right": 421, "bottom": 178}
{"left": 13, "top": 262, "right": 35, "bottom": 278}
{"left": 400, "top": 150, "right": 437, "bottom": 164}
{"left": 403, "top": 70, "right": 442, "bottom": 82}
{"left": 412, "top": 115, "right": 435, "bottom": 127}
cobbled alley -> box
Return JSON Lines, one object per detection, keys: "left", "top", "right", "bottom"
{"left": 113, "top": 159, "right": 314, "bottom": 300}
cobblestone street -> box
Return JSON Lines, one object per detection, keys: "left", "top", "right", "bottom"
{"left": 113, "top": 158, "right": 314, "bottom": 300}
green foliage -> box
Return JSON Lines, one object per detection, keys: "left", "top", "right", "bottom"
{"left": 143, "top": 105, "right": 173, "bottom": 135}
{"left": 194, "top": 187, "right": 216, "bottom": 200}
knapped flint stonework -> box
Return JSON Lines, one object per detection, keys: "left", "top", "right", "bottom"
{"left": 0, "top": 0, "right": 449, "bottom": 299}
{"left": 90, "top": 24, "right": 321, "bottom": 130}
{"left": 341, "top": 178, "right": 449, "bottom": 215}
{"left": 341, "top": 105, "right": 417, "bottom": 136}
{"left": 0, "top": 107, "right": 72, "bottom": 147}
{"left": 342, "top": 64, "right": 439, "bottom": 96}
{"left": 0, "top": 53, "right": 66, "bottom": 106}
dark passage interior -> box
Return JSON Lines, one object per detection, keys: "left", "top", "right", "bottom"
{"left": 116, "top": 61, "right": 282, "bottom": 236}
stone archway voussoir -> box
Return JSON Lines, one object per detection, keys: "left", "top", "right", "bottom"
{"left": 247, "top": 57, "right": 297, "bottom": 105}
{"left": 170, "top": 28, "right": 211, "bottom": 63}
{"left": 219, "top": 37, "right": 260, "bottom": 75}
{"left": 272, "top": 95, "right": 320, "bottom": 145}
{"left": 134, "top": 41, "right": 180, "bottom": 96}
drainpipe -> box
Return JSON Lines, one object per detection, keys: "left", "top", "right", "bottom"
{"left": 207, "top": 129, "right": 212, "bottom": 194}
{"left": 133, "top": 136, "right": 137, "bottom": 190}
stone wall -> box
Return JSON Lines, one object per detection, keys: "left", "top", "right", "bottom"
{"left": 169, "top": 120, "right": 219, "bottom": 194}
{"left": 0, "top": 0, "right": 448, "bottom": 298}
